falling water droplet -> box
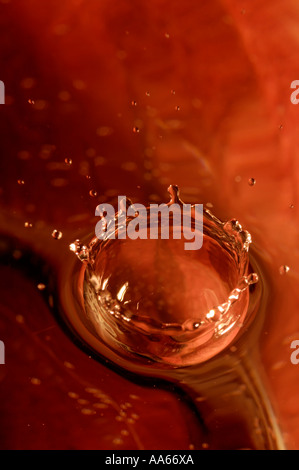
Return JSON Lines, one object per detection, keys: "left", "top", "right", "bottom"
{"left": 279, "top": 265, "right": 290, "bottom": 275}
{"left": 89, "top": 190, "right": 98, "bottom": 198}
{"left": 37, "top": 283, "right": 46, "bottom": 290}
{"left": 248, "top": 178, "right": 256, "bottom": 186}
{"left": 17, "top": 179, "right": 25, "bottom": 185}
{"left": 52, "top": 230, "right": 63, "bottom": 240}
{"left": 175, "top": 105, "right": 180, "bottom": 111}
{"left": 132, "top": 127, "right": 139, "bottom": 133}
{"left": 131, "top": 100, "right": 137, "bottom": 107}
{"left": 289, "top": 204, "right": 294, "bottom": 209}
{"left": 28, "top": 99, "right": 35, "bottom": 105}
{"left": 171, "top": 89, "right": 175, "bottom": 95}
{"left": 64, "top": 158, "right": 72, "bottom": 166}
{"left": 145, "top": 91, "right": 150, "bottom": 97}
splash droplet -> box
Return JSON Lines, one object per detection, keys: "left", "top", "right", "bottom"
{"left": 131, "top": 100, "right": 137, "bottom": 107}
{"left": 175, "top": 105, "right": 180, "bottom": 111}
{"left": 248, "top": 178, "right": 256, "bottom": 186}
{"left": 24, "top": 222, "right": 33, "bottom": 228}
{"left": 133, "top": 127, "right": 140, "bottom": 133}
{"left": 89, "top": 190, "right": 98, "bottom": 198}
{"left": 69, "top": 239, "right": 89, "bottom": 262}
{"left": 52, "top": 230, "right": 63, "bottom": 240}
{"left": 37, "top": 283, "right": 46, "bottom": 290}
{"left": 17, "top": 179, "right": 25, "bottom": 185}
{"left": 64, "top": 158, "right": 72, "bottom": 166}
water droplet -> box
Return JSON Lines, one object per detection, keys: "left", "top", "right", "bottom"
{"left": 64, "top": 157, "right": 72, "bottom": 166}
{"left": 30, "top": 377, "right": 41, "bottom": 385}
{"left": 279, "top": 265, "right": 290, "bottom": 275}
{"left": 24, "top": 222, "right": 33, "bottom": 228}
{"left": 28, "top": 99, "right": 35, "bottom": 105}
{"left": 112, "top": 438, "right": 124, "bottom": 445}
{"left": 175, "top": 105, "right": 180, "bottom": 111}
{"left": 81, "top": 408, "right": 96, "bottom": 416}
{"left": 145, "top": 91, "right": 150, "bottom": 97}
{"left": 171, "top": 89, "right": 175, "bottom": 95}
{"left": 230, "top": 219, "right": 242, "bottom": 232}
{"left": 69, "top": 239, "right": 89, "bottom": 261}
{"left": 37, "top": 283, "right": 46, "bottom": 290}
{"left": 52, "top": 230, "right": 63, "bottom": 240}
{"left": 133, "top": 127, "right": 140, "bottom": 133}
{"left": 17, "top": 179, "right": 25, "bottom": 185}
{"left": 89, "top": 189, "right": 98, "bottom": 197}
{"left": 246, "top": 273, "right": 259, "bottom": 285}
{"left": 248, "top": 178, "right": 256, "bottom": 186}
{"left": 131, "top": 100, "right": 137, "bottom": 106}
{"left": 290, "top": 204, "right": 294, "bottom": 209}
